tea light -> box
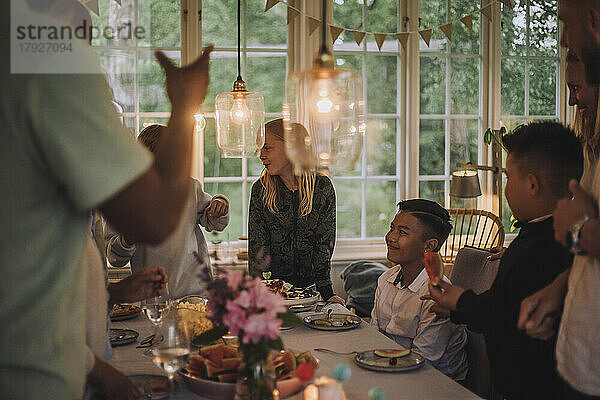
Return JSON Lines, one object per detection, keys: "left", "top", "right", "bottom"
{"left": 303, "top": 376, "right": 346, "bottom": 400}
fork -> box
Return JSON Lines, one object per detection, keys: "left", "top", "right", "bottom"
{"left": 314, "top": 348, "right": 359, "bottom": 356}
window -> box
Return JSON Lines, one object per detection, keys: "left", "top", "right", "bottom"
{"left": 92, "top": 0, "right": 562, "bottom": 243}
{"left": 333, "top": 0, "right": 400, "bottom": 239}
{"left": 500, "top": 0, "right": 560, "bottom": 229}
{"left": 418, "top": 0, "right": 482, "bottom": 210}
{"left": 92, "top": 0, "right": 181, "bottom": 134}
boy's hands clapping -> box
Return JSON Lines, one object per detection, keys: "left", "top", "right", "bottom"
{"left": 206, "top": 198, "right": 229, "bottom": 218}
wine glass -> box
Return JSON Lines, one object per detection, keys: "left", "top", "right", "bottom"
{"left": 152, "top": 314, "right": 190, "bottom": 392}
{"left": 141, "top": 282, "right": 171, "bottom": 328}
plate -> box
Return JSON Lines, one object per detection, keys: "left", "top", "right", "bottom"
{"left": 179, "top": 370, "right": 306, "bottom": 400}
{"left": 110, "top": 304, "right": 142, "bottom": 321}
{"left": 127, "top": 374, "right": 171, "bottom": 399}
{"left": 288, "top": 304, "right": 314, "bottom": 313}
{"left": 262, "top": 279, "right": 320, "bottom": 306}
{"left": 303, "top": 313, "right": 362, "bottom": 331}
{"left": 110, "top": 328, "right": 139, "bottom": 347}
{"left": 354, "top": 350, "right": 425, "bottom": 372}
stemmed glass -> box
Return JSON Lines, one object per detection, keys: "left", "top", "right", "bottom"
{"left": 151, "top": 313, "right": 190, "bottom": 392}
{"left": 141, "top": 283, "right": 171, "bottom": 328}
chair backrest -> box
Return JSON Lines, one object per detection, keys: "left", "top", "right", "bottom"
{"left": 441, "top": 209, "right": 505, "bottom": 264}
{"left": 450, "top": 246, "right": 502, "bottom": 400}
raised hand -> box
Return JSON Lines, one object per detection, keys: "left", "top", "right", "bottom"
{"left": 206, "top": 198, "right": 229, "bottom": 218}
{"left": 420, "top": 280, "right": 464, "bottom": 312}
{"left": 109, "top": 266, "right": 169, "bottom": 304}
{"left": 155, "top": 46, "right": 214, "bottom": 112}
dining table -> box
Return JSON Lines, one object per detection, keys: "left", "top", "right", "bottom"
{"left": 110, "top": 303, "right": 480, "bottom": 400}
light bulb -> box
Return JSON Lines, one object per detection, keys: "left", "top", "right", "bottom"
{"left": 309, "top": 76, "right": 339, "bottom": 122}
{"left": 230, "top": 98, "right": 250, "bottom": 125}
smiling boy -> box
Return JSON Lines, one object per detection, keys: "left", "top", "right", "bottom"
{"left": 371, "top": 199, "right": 467, "bottom": 381}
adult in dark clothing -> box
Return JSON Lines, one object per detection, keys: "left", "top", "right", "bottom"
{"left": 341, "top": 260, "right": 387, "bottom": 317}
{"left": 248, "top": 119, "right": 343, "bottom": 304}
{"left": 423, "top": 121, "right": 583, "bottom": 400}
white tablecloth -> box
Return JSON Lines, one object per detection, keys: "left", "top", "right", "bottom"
{"left": 111, "top": 304, "right": 479, "bottom": 399}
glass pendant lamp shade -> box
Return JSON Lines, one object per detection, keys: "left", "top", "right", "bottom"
{"left": 215, "top": 78, "right": 265, "bottom": 158}
{"left": 283, "top": 0, "right": 365, "bottom": 174}
{"left": 214, "top": 0, "right": 265, "bottom": 158}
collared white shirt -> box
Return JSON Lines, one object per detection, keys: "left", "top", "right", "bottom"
{"left": 371, "top": 265, "right": 467, "bottom": 380}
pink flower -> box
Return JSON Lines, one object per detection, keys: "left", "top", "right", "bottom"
{"left": 242, "top": 312, "right": 282, "bottom": 344}
{"left": 247, "top": 279, "right": 286, "bottom": 316}
{"left": 225, "top": 270, "right": 245, "bottom": 291}
{"left": 223, "top": 300, "right": 247, "bottom": 336}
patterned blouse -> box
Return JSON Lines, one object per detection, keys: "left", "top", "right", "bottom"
{"left": 248, "top": 174, "right": 336, "bottom": 300}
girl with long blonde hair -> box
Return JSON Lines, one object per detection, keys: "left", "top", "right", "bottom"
{"left": 248, "top": 119, "right": 343, "bottom": 304}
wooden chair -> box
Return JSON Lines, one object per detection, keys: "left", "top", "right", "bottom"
{"left": 441, "top": 209, "right": 505, "bottom": 264}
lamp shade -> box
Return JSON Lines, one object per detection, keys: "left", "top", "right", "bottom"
{"left": 451, "top": 170, "right": 482, "bottom": 198}
{"left": 283, "top": 65, "right": 365, "bottom": 174}
{"left": 215, "top": 90, "right": 265, "bottom": 158}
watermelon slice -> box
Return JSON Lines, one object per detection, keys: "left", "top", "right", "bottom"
{"left": 222, "top": 345, "right": 239, "bottom": 358}
{"left": 373, "top": 349, "right": 411, "bottom": 358}
{"left": 423, "top": 251, "right": 444, "bottom": 286}
{"left": 200, "top": 343, "right": 225, "bottom": 365}
{"left": 218, "top": 372, "right": 238, "bottom": 383}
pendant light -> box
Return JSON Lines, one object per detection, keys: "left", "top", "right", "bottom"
{"left": 215, "top": 0, "right": 265, "bottom": 158}
{"left": 283, "top": 0, "right": 365, "bottom": 173}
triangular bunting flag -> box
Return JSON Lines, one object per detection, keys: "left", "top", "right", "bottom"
{"left": 265, "top": 0, "right": 279, "bottom": 12}
{"left": 330, "top": 25, "right": 344, "bottom": 43}
{"left": 307, "top": 17, "right": 321, "bottom": 35}
{"left": 287, "top": 7, "right": 300, "bottom": 25}
{"left": 353, "top": 30, "right": 366, "bottom": 46}
{"left": 113, "top": 0, "right": 121, "bottom": 5}
{"left": 460, "top": 15, "right": 473, "bottom": 31}
{"left": 480, "top": 4, "right": 492, "bottom": 21}
{"left": 396, "top": 32, "right": 409, "bottom": 49}
{"left": 82, "top": 0, "right": 99, "bottom": 16}
{"left": 419, "top": 29, "right": 432, "bottom": 47}
{"left": 440, "top": 23, "right": 452, "bottom": 41}
{"left": 499, "top": 0, "right": 513, "bottom": 8}
{"left": 374, "top": 33, "right": 387, "bottom": 50}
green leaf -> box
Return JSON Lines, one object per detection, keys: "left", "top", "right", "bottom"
{"left": 192, "top": 326, "right": 228, "bottom": 347}
{"left": 278, "top": 311, "right": 302, "bottom": 328}
{"left": 266, "top": 337, "right": 284, "bottom": 351}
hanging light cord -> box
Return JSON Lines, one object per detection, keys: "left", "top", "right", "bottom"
{"left": 320, "top": 0, "right": 328, "bottom": 54}
{"left": 237, "top": 0, "right": 242, "bottom": 80}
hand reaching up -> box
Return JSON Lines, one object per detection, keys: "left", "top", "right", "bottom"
{"left": 109, "top": 266, "right": 168, "bottom": 304}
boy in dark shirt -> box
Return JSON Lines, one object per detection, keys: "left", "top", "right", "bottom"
{"left": 423, "top": 121, "right": 583, "bottom": 400}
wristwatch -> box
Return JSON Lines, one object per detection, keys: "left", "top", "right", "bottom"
{"left": 565, "top": 215, "right": 591, "bottom": 255}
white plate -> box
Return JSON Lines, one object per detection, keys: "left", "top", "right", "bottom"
{"left": 303, "top": 313, "right": 362, "bottom": 331}
{"left": 354, "top": 350, "right": 425, "bottom": 372}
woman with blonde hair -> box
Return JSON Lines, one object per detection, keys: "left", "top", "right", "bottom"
{"left": 248, "top": 118, "right": 344, "bottom": 304}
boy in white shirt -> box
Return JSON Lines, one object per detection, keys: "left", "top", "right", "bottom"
{"left": 371, "top": 199, "right": 467, "bottom": 380}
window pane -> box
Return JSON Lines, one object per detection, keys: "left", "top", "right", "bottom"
{"left": 420, "top": 56, "right": 445, "bottom": 115}
{"left": 366, "top": 180, "right": 396, "bottom": 238}
{"left": 449, "top": 119, "right": 479, "bottom": 172}
{"left": 247, "top": 0, "right": 286, "bottom": 48}
{"left": 201, "top": 0, "right": 237, "bottom": 48}
{"left": 139, "top": 50, "right": 179, "bottom": 112}
{"left": 367, "top": 119, "right": 396, "bottom": 176}
{"left": 92, "top": 0, "right": 135, "bottom": 47}
{"left": 501, "top": 58, "right": 525, "bottom": 115}
{"left": 203, "top": 182, "right": 244, "bottom": 242}
{"left": 529, "top": 0, "right": 558, "bottom": 57}
{"left": 246, "top": 53, "right": 286, "bottom": 114}
{"left": 334, "top": 180, "right": 361, "bottom": 238}
{"left": 138, "top": 0, "right": 180, "bottom": 48}
{"left": 529, "top": 59, "right": 557, "bottom": 115}
{"left": 450, "top": 1, "right": 480, "bottom": 55}
{"left": 419, "top": 181, "right": 445, "bottom": 206}
{"left": 248, "top": 155, "right": 263, "bottom": 177}
{"left": 203, "top": 118, "right": 243, "bottom": 177}
{"left": 364, "top": 0, "right": 397, "bottom": 52}
{"left": 501, "top": 0, "right": 527, "bottom": 56}
{"left": 334, "top": 0, "right": 363, "bottom": 51}
{"left": 124, "top": 117, "right": 136, "bottom": 136}
{"left": 205, "top": 52, "right": 237, "bottom": 112}
{"left": 419, "top": 119, "right": 445, "bottom": 175}
{"left": 335, "top": 54, "right": 362, "bottom": 72}
{"left": 96, "top": 49, "right": 136, "bottom": 113}
{"left": 419, "top": 0, "right": 447, "bottom": 53}
{"left": 450, "top": 57, "right": 479, "bottom": 115}
{"left": 367, "top": 56, "right": 397, "bottom": 114}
